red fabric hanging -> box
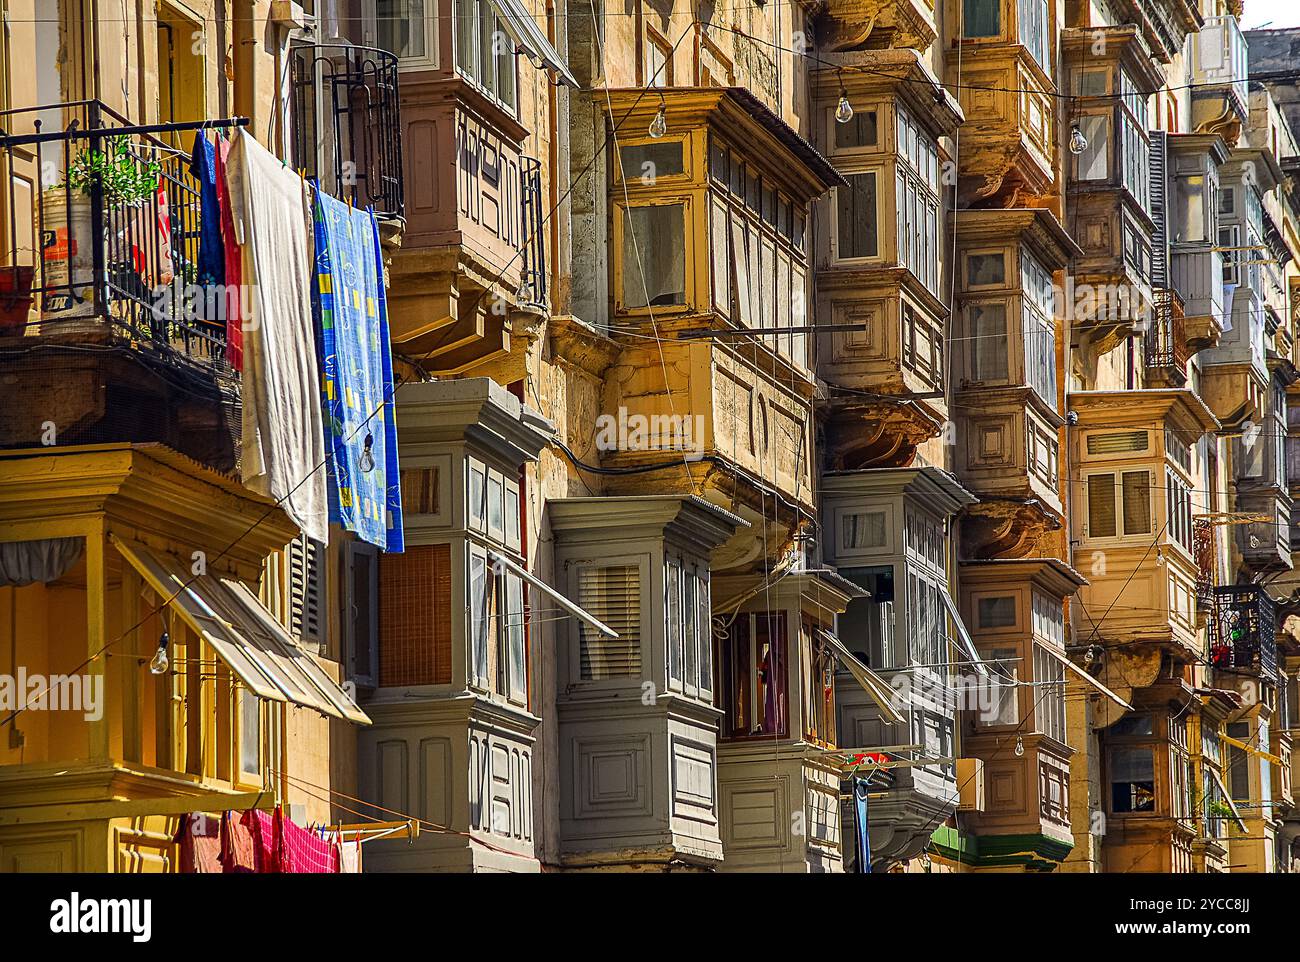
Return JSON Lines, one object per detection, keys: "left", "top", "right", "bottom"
{"left": 274, "top": 806, "right": 341, "bottom": 874}
{"left": 174, "top": 813, "right": 222, "bottom": 873}
{"left": 219, "top": 809, "right": 261, "bottom": 873}
{"left": 213, "top": 134, "right": 244, "bottom": 370}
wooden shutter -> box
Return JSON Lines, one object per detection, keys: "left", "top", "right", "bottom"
{"left": 379, "top": 544, "right": 452, "bottom": 686}
{"left": 577, "top": 564, "right": 642, "bottom": 679}
{"left": 1087, "top": 474, "right": 1117, "bottom": 538}
{"left": 288, "top": 535, "right": 323, "bottom": 645}
{"left": 1150, "top": 130, "right": 1168, "bottom": 288}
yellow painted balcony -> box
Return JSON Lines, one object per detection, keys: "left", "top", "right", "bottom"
{"left": 1068, "top": 390, "right": 1219, "bottom": 664}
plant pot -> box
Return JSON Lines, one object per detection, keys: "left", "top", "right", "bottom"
{"left": 0, "top": 265, "right": 35, "bottom": 334}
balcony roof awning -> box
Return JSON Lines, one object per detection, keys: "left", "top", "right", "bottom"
{"left": 496, "top": 0, "right": 578, "bottom": 88}
{"left": 1039, "top": 644, "right": 1132, "bottom": 711}
{"left": 938, "top": 588, "right": 992, "bottom": 678}
{"left": 487, "top": 549, "right": 617, "bottom": 638}
{"left": 818, "top": 629, "right": 905, "bottom": 724}
{"left": 111, "top": 536, "right": 369, "bottom": 725}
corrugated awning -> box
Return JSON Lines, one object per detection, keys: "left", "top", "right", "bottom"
{"left": 817, "top": 629, "right": 905, "bottom": 725}
{"left": 112, "top": 536, "right": 369, "bottom": 725}
{"left": 495, "top": 0, "right": 578, "bottom": 88}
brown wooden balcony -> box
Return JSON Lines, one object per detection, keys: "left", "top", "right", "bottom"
{"left": 383, "top": 75, "right": 549, "bottom": 374}
{"left": 0, "top": 100, "right": 244, "bottom": 469}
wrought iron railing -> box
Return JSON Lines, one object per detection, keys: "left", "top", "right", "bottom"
{"left": 290, "top": 43, "right": 403, "bottom": 221}
{"left": 1143, "top": 288, "right": 1190, "bottom": 376}
{"left": 0, "top": 100, "right": 241, "bottom": 372}
{"left": 1208, "top": 584, "right": 1279, "bottom": 678}
{"left": 519, "top": 156, "right": 548, "bottom": 311}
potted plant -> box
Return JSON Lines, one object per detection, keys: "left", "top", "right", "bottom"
{"left": 41, "top": 137, "right": 162, "bottom": 327}
{"left": 0, "top": 264, "right": 35, "bottom": 333}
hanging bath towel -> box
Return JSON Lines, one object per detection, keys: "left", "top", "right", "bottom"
{"left": 223, "top": 129, "right": 328, "bottom": 543}
{"left": 312, "top": 191, "right": 403, "bottom": 551}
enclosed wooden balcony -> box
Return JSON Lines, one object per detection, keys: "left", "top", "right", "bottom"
{"left": 1068, "top": 390, "right": 1219, "bottom": 664}
{"left": 946, "top": 0, "right": 1057, "bottom": 206}
{"left": 952, "top": 208, "right": 1076, "bottom": 556}
{"left": 377, "top": 0, "right": 573, "bottom": 374}
{"left": 1063, "top": 26, "right": 1163, "bottom": 358}
{"left": 1190, "top": 14, "right": 1250, "bottom": 132}
{"left": 957, "top": 558, "right": 1084, "bottom": 865}
{"left": 810, "top": 50, "right": 962, "bottom": 469}
{"left": 1167, "top": 133, "right": 1230, "bottom": 355}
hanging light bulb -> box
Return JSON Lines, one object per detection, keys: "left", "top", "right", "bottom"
{"left": 1156, "top": 547, "right": 1166, "bottom": 566}
{"left": 1014, "top": 734, "right": 1025, "bottom": 758}
{"left": 648, "top": 103, "right": 668, "bottom": 139}
{"left": 835, "top": 90, "right": 854, "bottom": 125}
{"left": 516, "top": 274, "right": 533, "bottom": 305}
{"left": 359, "top": 434, "right": 376, "bottom": 474}
{"left": 1069, "top": 122, "right": 1089, "bottom": 155}
{"left": 149, "top": 632, "right": 170, "bottom": 676}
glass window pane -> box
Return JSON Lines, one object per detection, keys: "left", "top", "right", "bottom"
{"left": 970, "top": 302, "right": 1008, "bottom": 381}
{"left": 621, "top": 204, "right": 686, "bottom": 308}
{"left": 968, "top": 252, "right": 1005, "bottom": 286}
{"left": 963, "top": 0, "right": 1000, "bottom": 37}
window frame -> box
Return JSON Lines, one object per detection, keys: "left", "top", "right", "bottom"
{"left": 364, "top": 0, "right": 440, "bottom": 70}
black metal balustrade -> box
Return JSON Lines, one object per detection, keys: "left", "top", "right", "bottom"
{"left": 1143, "top": 288, "right": 1190, "bottom": 382}
{"left": 0, "top": 100, "right": 242, "bottom": 373}
{"left": 520, "top": 156, "right": 548, "bottom": 311}
{"left": 1208, "top": 584, "right": 1279, "bottom": 678}
{"left": 290, "top": 43, "right": 403, "bottom": 221}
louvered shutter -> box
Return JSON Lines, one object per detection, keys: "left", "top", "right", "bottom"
{"left": 577, "top": 564, "right": 642, "bottom": 679}
{"left": 1150, "top": 130, "right": 1169, "bottom": 288}
{"left": 288, "top": 535, "right": 323, "bottom": 645}
{"left": 1087, "top": 474, "right": 1117, "bottom": 538}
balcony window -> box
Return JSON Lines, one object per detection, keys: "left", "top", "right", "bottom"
{"left": 718, "top": 611, "right": 789, "bottom": 738}
{"left": 835, "top": 172, "right": 879, "bottom": 259}
{"left": 1166, "top": 470, "right": 1193, "bottom": 553}
{"left": 1021, "top": 249, "right": 1057, "bottom": 407}
{"left": 895, "top": 106, "right": 941, "bottom": 295}
{"left": 804, "top": 628, "right": 837, "bottom": 744}
{"left": 666, "top": 555, "right": 712, "bottom": 698}
{"left": 980, "top": 644, "right": 1019, "bottom": 726}
{"left": 619, "top": 202, "right": 687, "bottom": 309}
{"left": 1086, "top": 470, "right": 1153, "bottom": 539}
{"left": 575, "top": 562, "right": 643, "bottom": 680}
{"left": 963, "top": 0, "right": 1001, "bottom": 37}
{"left": 454, "top": 0, "right": 517, "bottom": 113}
{"left": 834, "top": 111, "right": 879, "bottom": 150}
{"left": 1073, "top": 113, "right": 1110, "bottom": 181}
{"left": 1110, "top": 746, "right": 1156, "bottom": 812}
{"left": 1031, "top": 591, "right": 1064, "bottom": 647}
{"left": 367, "top": 0, "right": 437, "bottom": 68}
{"left": 1041, "top": 763, "right": 1069, "bottom": 823}
{"left": 1119, "top": 70, "right": 1149, "bottom": 210}
{"left": 967, "top": 251, "right": 1006, "bottom": 287}
{"left": 1174, "top": 173, "right": 1215, "bottom": 244}
{"left": 1032, "top": 645, "right": 1066, "bottom": 742}
{"left": 468, "top": 546, "right": 529, "bottom": 702}
{"left": 705, "top": 141, "right": 811, "bottom": 367}
{"left": 1017, "top": 0, "right": 1050, "bottom": 73}
{"left": 968, "top": 302, "right": 1009, "bottom": 381}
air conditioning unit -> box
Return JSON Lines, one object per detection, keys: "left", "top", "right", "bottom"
{"left": 957, "top": 757, "right": 985, "bottom": 813}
